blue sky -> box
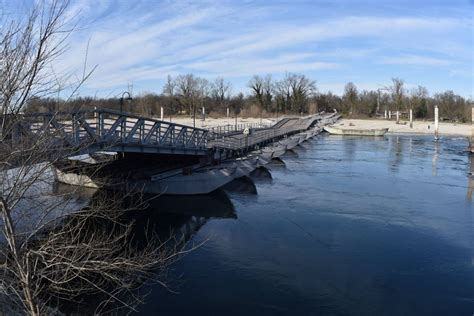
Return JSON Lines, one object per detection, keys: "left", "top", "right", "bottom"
{"left": 4, "top": 0, "right": 474, "bottom": 98}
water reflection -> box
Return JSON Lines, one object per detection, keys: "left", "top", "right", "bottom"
{"left": 284, "top": 149, "right": 299, "bottom": 158}
{"left": 389, "top": 136, "right": 404, "bottom": 173}
{"left": 249, "top": 167, "right": 273, "bottom": 181}
{"left": 129, "top": 190, "right": 237, "bottom": 251}
{"left": 468, "top": 154, "right": 474, "bottom": 202}
{"left": 137, "top": 135, "right": 474, "bottom": 316}
{"left": 268, "top": 157, "right": 286, "bottom": 168}
{"left": 222, "top": 177, "right": 258, "bottom": 195}
{"left": 343, "top": 136, "right": 357, "bottom": 160}
{"left": 432, "top": 141, "right": 440, "bottom": 176}
{"left": 36, "top": 185, "right": 237, "bottom": 314}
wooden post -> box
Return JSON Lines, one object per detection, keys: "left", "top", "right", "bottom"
{"left": 160, "top": 107, "right": 164, "bottom": 120}
{"left": 409, "top": 109, "right": 413, "bottom": 128}
{"left": 434, "top": 105, "right": 439, "bottom": 140}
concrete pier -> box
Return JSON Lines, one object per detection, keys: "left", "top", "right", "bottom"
{"left": 396, "top": 111, "right": 400, "bottom": 124}
{"left": 160, "top": 107, "right": 164, "bottom": 120}
{"left": 434, "top": 105, "right": 439, "bottom": 140}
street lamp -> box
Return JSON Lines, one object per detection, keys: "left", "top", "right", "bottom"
{"left": 119, "top": 91, "right": 132, "bottom": 114}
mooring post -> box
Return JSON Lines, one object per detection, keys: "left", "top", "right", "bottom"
{"left": 471, "top": 106, "right": 474, "bottom": 152}
{"left": 409, "top": 109, "right": 413, "bottom": 128}
{"left": 434, "top": 105, "right": 439, "bottom": 140}
{"left": 384, "top": 110, "right": 387, "bottom": 119}
{"left": 160, "top": 107, "right": 164, "bottom": 120}
{"left": 388, "top": 111, "right": 392, "bottom": 120}
{"left": 396, "top": 110, "right": 400, "bottom": 124}
{"left": 227, "top": 107, "right": 230, "bottom": 118}
{"left": 202, "top": 107, "right": 205, "bottom": 121}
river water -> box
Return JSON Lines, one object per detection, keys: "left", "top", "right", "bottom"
{"left": 136, "top": 134, "right": 472, "bottom": 315}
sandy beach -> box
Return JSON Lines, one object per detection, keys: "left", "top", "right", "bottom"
{"left": 165, "top": 115, "right": 472, "bottom": 137}
{"left": 336, "top": 119, "right": 472, "bottom": 137}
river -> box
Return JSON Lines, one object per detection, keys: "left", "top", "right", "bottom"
{"left": 130, "top": 134, "right": 474, "bottom": 315}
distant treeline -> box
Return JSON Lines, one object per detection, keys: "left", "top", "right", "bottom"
{"left": 25, "top": 74, "right": 473, "bottom": 122}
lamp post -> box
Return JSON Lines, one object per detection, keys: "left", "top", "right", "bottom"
{"left": 119, "top": 91, "right": 132, "bottom": 114}
{"left": 119, "top": 92, "right": 132, "bottom": 144}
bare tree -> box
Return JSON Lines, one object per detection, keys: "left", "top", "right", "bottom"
{"left": 391, "top": 78, "right": 405, "bottom": 112}
{"left": 163, "top": 75, "right": 176, "bottom": 97}
{"left": 248, "top": 75, "right": 265, "bottom": 121}
{"left": 248, "top": 74, "right": 274, "bottom": 116}
{"left": 174, "top": 74, "right": 198, "bottom": 116}
{"left": 262, "top": 75, "right": 273, "bottom": 112}
{"left": 211, "top": 77, "right": 232, "bottom": 112}
{"left": 0, "top": 2, "right": 190, "bottom": 314}
{"left": 196, "top": 78, "right": 209, "bottom": 106}
{"left": 410, "top": 86, "right": 429, "bottom": 118}
{"left": 287, "top": 73, "right": 316, "bottom": 114}
{"left": 344, "top": 82, "right": 358, "bottom": 115}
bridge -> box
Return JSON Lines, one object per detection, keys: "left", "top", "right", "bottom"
{"left": 1, "top": 108, "right": 339, "bottom": 195}
{"left": 1, "top": 108, "right": 327, "bottom": 160}
{"left": 1, "top": 109, "right": 209, "bottom": 157}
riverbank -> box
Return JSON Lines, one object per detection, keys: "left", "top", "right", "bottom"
{"left": 337, "top": 118, "right": 472, "bottom": 137}
{"left": 165, "top": 115, "right": 472, "bottom": 137}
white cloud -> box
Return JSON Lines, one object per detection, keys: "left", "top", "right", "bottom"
{"left": 41, "top": 0, "right": 471, "bottom": 97}
{"left": 380, "top": 55, "right": 454, "bottom": 66}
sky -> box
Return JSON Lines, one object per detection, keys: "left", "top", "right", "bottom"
{"left": 3, "top": 0, "right": 474, "bottom": 99}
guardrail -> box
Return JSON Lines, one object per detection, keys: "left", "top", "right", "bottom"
{"left": 208, "top": 122, "right": 271, "bottom": 139}
{"left": 1, "top": 108, "right": 209, "bottom": 152}
{"left": 210, "top": 114, "right": 323, "bottom": 150}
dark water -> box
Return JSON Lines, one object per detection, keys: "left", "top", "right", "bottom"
{"left": 137, "top": 135, "right": 474, "bottom": 316}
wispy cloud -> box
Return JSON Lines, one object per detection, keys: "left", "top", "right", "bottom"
{"left": 19, "top": 0, "right": 471, "bottom": 97}
{"left": 380, "top": 54, "right": 454, "bottom": 66}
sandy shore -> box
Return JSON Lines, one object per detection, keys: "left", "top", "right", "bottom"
{"left": 336, "top": 119, "right": 472, "bottom": 137}
{"left": 164, "top": 115, "right": 472, "bottom": 137}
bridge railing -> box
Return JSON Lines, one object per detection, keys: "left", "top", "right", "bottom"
{"left": 1, "top": 108, "right": 209, "bottom": 152}
{"left": 209, "top": 114, "right": 324, "bottom": 150}
{"left": 208, "top": 122, "right": 271, "bottom": 139}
